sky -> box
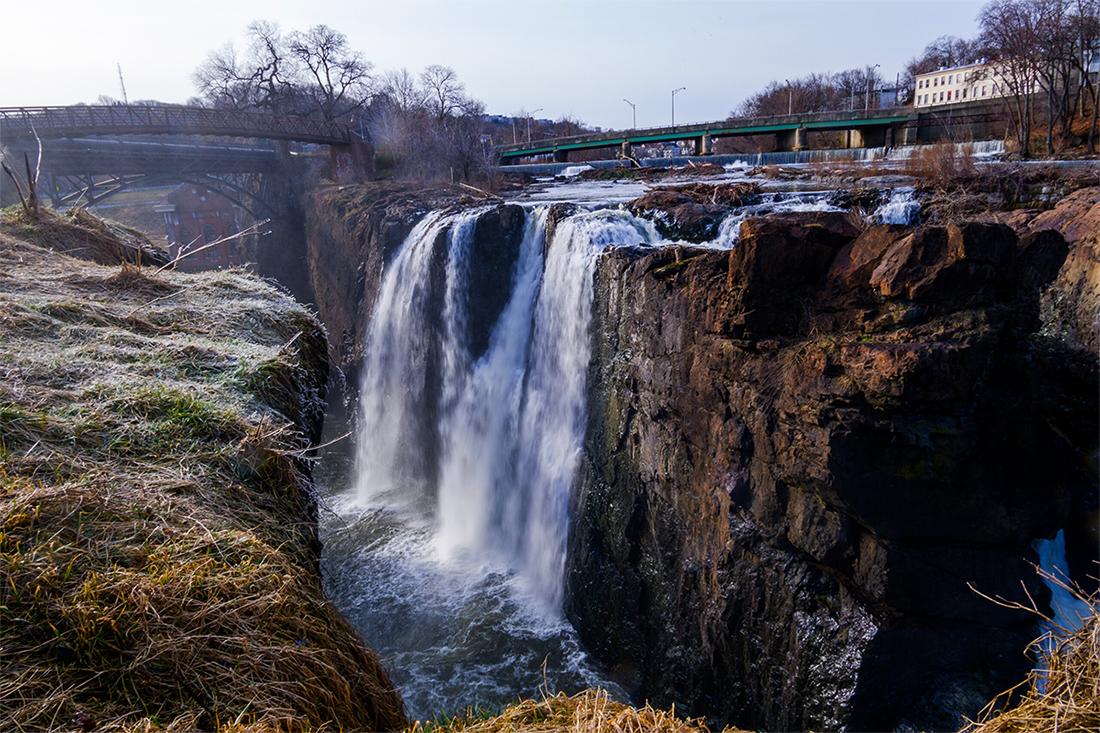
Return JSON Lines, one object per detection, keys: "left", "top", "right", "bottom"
{"left": 2, "top": 0, "right": 986, "bottom": 129}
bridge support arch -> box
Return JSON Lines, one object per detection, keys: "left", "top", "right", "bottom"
{"left": 553, "top": 149, "right": 569, "bottom": 163}
{"left": 620, "top": 141, "right": 633, "bottom": 158}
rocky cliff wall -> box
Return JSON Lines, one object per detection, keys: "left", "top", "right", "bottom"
{"left": 566, "top": 210, "right": 1098, "bottom": 730}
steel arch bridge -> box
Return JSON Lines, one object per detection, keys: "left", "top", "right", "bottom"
{"left": 0, "top": 105, "right": 355, "bottom": 145}
{"left": 0, "top": 104, "right": 367, "bottom": 213}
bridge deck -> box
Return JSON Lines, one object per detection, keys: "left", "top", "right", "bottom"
{"left": 0, "top": 105, "right": 354, "bottom": 145}
{"left": 498, "top": 107, "right": 919, "bottom": 159}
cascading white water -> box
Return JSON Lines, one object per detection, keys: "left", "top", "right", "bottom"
{"left": 705, "top": 192, "right": 842, "bottom": 249}
{"left": 354, "top": 210, "right": 458, "bottom": 506}
{"left": 355, "top": 204, "right": 657, "bottom": 610}
{"left": 870, "top": 189, "right": 921, "bottom": 225}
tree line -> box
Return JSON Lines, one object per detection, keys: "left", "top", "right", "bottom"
{"left": 737, "top": 0, "right": 1099, "bottom": 157}
{"left": 190, "top": 21, "right": 538, "bottom": 181}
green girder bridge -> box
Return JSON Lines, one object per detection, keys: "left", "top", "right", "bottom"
{"left": 497, "top": 100, "right": 1005, "bottom": 163}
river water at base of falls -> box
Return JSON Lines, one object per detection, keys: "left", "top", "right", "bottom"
{"left": 317, "top": 194, "right": 918, "bottom": 720}
{"left": 320, "top": 206, "right": 658, "bottom": 720}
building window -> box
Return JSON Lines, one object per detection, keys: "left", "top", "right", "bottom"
{"left": 962, "top": 88, "right": 967, "bottom": 98}
{"left": 947, "top": 90, "right": 952, "bottom": 100}
{"left": 982, "top": 86, "right": 987, "bottom": 96}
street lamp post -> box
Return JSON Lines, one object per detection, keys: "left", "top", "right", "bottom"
{"left": 526, "top": 107, "right": 543, "bottom": 144}
{"left": 671, "top": 87, "right": 686, "bottom": 128}
{"left": 623, "top": 98, "right": 637, "bottom": 129}
{"left": 785, "top": 79, "right": 793, "bottom": 115}
{"left": 866, "top": 64, "right": 881, "bottom": 111}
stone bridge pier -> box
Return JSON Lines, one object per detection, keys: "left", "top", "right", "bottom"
{"left": 693, "top": 134, "right": 713, "bottom": 156}
{"left": 329, "top": 140, "right": 375, "bottom": 181}
{"left": 775, "top": 127, "right": 806, "bottom": 152}
{"left": 843, "top": 127, "right": 891, "bottom": 149}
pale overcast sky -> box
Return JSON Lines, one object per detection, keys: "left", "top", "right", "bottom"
{"left": 3, "top": 0, "right": 985, "bottom": 129}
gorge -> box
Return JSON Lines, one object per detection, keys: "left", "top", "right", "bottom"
{"left": 300, "top": 170, "right": 1098, "bottom": 731}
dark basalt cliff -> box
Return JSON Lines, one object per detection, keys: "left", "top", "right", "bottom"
{"left": 566, "top": 209, "right": 1098, "bottom": 730}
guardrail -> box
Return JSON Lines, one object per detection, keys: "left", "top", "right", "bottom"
{"left": 0, "top": 105, "right": 355, "bottom": 145}
{"left": 496, "top": 106, "right": 917, "bottom": 154}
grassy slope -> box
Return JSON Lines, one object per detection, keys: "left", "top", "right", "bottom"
{"left": 0, "top": 210, "right": 406, "bottom": 732}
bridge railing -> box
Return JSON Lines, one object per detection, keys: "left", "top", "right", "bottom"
{"left": 496, "top": 106, "right": 917, "bottom": 153}
{"left": 0, "top": 105, "right": 355, "bottom": 145}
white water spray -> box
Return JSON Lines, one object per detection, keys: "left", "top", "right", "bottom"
{"left": 355, "top": 204, "right": 657, "bottom": 609}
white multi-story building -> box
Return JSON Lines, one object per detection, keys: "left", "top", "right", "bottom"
{"left": 913, "top": 61, "right": 1037, "bottom": 108}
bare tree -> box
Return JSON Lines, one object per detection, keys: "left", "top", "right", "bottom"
{"left": 288, "top": 25, "right": 372, "bottom": 121}
{"left": 420, "top": 65, "right": 466, "bottom": 120}
{"left": 380, "top": 68, "right": 425, "bottom": 113}
{"left": 242, "top": 21, "right": 295, "bottom": 113}
{"left": 1069, "top": 0, "right": 1100, "bottom": 151}
{"left": 192, "top": 22, "right": 296, "bottom": 113}
{"left": 981, "top": 0, "right": 1045, "bottom": 156}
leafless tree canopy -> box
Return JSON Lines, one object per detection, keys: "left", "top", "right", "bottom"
{"left": 979, "top": 0, "right": 1100, "bottom": 156}
{"left": 192, "top": 21, "right": 369, "bottom": 121}
{"left": 734, "top": 66, "right": 886, "bottom": 118}
{"left": 288, "top": 25, "right": 373, "bottom": 121}
{"left": 192, "top": 22, "right": 516, "bottom": 182}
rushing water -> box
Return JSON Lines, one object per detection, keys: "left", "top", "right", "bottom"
{"left": 320, "top": 180, "right": 925, "bottom": 720}
{"left": 322, "top": 205, "right": 656, "bottom": 719}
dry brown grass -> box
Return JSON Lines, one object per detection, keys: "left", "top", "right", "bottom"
{"left": 0, "top": 210, "right": 406, "bottom": 731}
{"left": 409, "top": 689, "right": 749, "bottom": 733}
{"left": 961, "top": 573, "right": 1099, "bottom": 733}
{"left": 904, "top": 142, "right": 977, "bottom": 189}
{"left": 0, "top": 206, "right": 169, "bottom": 267}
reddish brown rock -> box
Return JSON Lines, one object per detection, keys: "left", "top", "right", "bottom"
{"left": 1027, "top": 187, "right": 1100, "bottom": 244}
{"left": 828, "top": 225, "right": 910, "bottom": 290}
{"left": 568, "top": 215, "right": 1093, "bottom": 732}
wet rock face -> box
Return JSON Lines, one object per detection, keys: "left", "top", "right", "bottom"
{"left": 567, "top": 212, "right": 1095, "bottom": 731}
{"left": 628, "top": 183, "right": 760, "bottom": 243}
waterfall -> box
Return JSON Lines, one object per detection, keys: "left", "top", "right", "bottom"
{"left": 706, "top": 192, "right": 841, "bottom": 249}
{"left": 355, "top": 204, "right": 657, "bottom": 610}
{"left": 870, "top": 189, "right": 921, "bottom": 225}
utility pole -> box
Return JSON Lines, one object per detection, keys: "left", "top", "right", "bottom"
{"left": 671, "top": 87, "right": 686, "bottom": 128}
{"left": 526, "top": 107, "right": 543, "bottom": 144}
{"left": 117, "top": 62, "right": 129, "bottom": 105}
{"left": 623, "top": 98, "right": 636, "bottom": 129}
{"left": 785, "top": 79, "right": 793, "bottom": 115}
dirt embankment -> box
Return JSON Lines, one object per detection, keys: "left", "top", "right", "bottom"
{"left": 0, "top": 209, "right": 406, "bottom": 731}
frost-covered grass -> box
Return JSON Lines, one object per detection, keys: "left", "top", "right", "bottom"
{"left": 0, "top": 210, "right": 406, "bottom": 731}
